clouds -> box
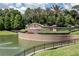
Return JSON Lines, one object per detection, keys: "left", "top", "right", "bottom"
{"left": 71, "top": 3, "right": 79, "bottom": 6}
{"left": 64, "top": 3, "right": 72, "bottom": 9}
{"left": 0, "top": 3, "right": 78, "bottom": 14}
{"left": 14, "top": 3, "right": 23, "bottom": 8}
{"left": 5, "top": 3, "right": 46, "bottom": 13}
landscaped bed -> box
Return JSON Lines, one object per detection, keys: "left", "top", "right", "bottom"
{"left": 34, "top": 43, "right": 79, "bottom": 56}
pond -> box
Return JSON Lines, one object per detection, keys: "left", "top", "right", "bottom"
{"left": 0, "top": 38, "right": 47, "bottom": 56}
{"left": 0, "top": 31, "right": 52, "bottom": 56}
{"left": 0, "top": 30, "right": 71, "bottom": 56}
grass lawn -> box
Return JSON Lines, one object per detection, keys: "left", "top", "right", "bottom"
{"left": 34, "top": 44, "right": 79, "bottom": 56}
{"left": 38, "top": 28, "right": 79, "bottom": 35}
{"left": 38, "top": 28, "right": 70, "bottom": 34}
{"left": 0, "top": 31, "right": 17, "bottom": 35}
{"left": 70, "top": 31, "right": 79, "bottom": 35}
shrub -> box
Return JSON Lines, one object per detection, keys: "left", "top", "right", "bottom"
{"left": 20, "top": 29, "right": 27, "bottom": 33}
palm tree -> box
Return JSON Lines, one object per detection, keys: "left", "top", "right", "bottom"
{"left": 51, "top": 5, "right": 61, "bottom": 13}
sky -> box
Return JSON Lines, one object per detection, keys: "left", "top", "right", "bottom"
{"left": 0, "top": 3, "right": 79, "bottom": 13}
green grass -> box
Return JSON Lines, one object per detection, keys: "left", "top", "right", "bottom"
{"left": 38, "top": 28, "right": 79, "bottom": 35}
{"left": 20, "top": 29, "right": 27, "bottom": 33}
{"left": 0, "top": 31, "right": 17, "bottom": 35}
{"left": 38, "top": 28, "right": 70, "bottom": 34}
{"left": 34, "top": 44, "right": 79, "bottom": 56}
{"left": 70, "top": 31, "right": 79, "bottom": 35}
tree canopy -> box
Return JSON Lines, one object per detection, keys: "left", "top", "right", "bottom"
{"left": 0, "top": 4, "right": 79, "bottom": 31}
{"left": 0, "top": 8, "right": 23, "bottom": 30}
{"left": 24, "top": 5, "right": 79, "bottom": 27}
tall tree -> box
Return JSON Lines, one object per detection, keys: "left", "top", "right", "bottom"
{"left": 0, "top": 16, "right": 4, "bottom": 30}
{"left": 14, "top": 14, "right": 22, "bottom": 29}
{"left": 4, "top": 15, "right": 10, "bottom": 30}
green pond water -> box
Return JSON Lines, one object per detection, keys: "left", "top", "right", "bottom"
{"left": 0, "top": 38, "right": 47, "bottom": 56}
{"left": 0, "top": 31, "right": 52, "bottom": 56}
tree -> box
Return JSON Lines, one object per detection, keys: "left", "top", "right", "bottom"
{"left": 55, "top": 14, "right": 64, "bottom": 27}
{"left": 72, "top": 5, "right": 79, "bottom": 10}
{"left": 69, "top": 10, "right": 78, "bottom": 19}
{"left": 4, "top": 15, "right": 11, "bottom": 30}
{"left": 10, "top": 13, "right": 15, "bottom": 29}
{"left": 0, "top": 16, "right": 4, "bottom": 30}
{"left": 63, "top": 9, "right": 70, "bottom": 15}
{"left": 64, "top": 14, "right": 75, "bottom": 26}
{"left": 14, "top": 14, "right": 22, "bottom": 29}
{"left": 23, "top": 6, "right": 78, "bottom": 27}
{"left": 52, "top": 5, "right": 61, "bottom": 13}
{"left": 24, "top": 8, "right": 34, "bottom": 24}
{"left": 0, "top": 8, "right": 23, "bottom": 30}
{"left": 47, "top": 15, "right": 55, "bottom": 26}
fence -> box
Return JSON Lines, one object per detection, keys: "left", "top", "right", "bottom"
{"left": 15, "top": 39, "right": 79, "bottom": 56}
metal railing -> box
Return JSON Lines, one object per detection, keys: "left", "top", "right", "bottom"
{"left": 15, "top": 39, "right": 79, "bottom": 56}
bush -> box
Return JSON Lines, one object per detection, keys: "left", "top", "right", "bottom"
{"left": 20, "top": 29, "right": 27, "bottom": 33}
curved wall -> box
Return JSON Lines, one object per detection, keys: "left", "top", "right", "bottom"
{"left": 18, "top": 33, "right": 79, "bottom": 42}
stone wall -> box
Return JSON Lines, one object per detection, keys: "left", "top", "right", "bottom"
{"left": 19, "top": 33, "right": 79, "bottom": 42}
